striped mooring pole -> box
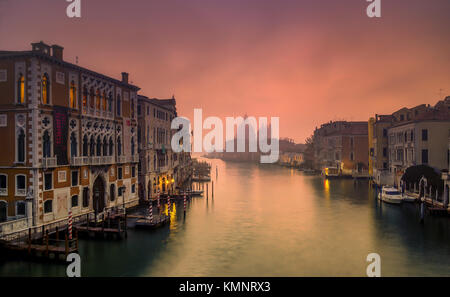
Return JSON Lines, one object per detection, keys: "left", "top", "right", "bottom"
{"left": 68, "top": 210, "right": 73, "bottom": 240}
{"left": 149, "top": 200, "right": 153, "bottom": 223}
{"left": 183, "top": 194, "right": 187, "bottom": 214}
{"left": 168, "top": 196, "right": 171, "bottom": 216}
{"left": 157, "top": 190, "right": 160, "bottom": 209}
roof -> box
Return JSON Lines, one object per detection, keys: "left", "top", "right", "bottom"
{"left": 0, "top": 50, "right": 140, "bottom": 91}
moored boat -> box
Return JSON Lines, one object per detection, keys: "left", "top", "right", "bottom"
{"left": 378, "top": 187, "right": 403, "bottom": 204}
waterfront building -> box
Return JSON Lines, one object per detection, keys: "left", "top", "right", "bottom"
{"left": 0, "top": 42, "right": 140, "bottom": 235}
{"left": 369, "top": 114, "right": 394, "bottom": 185}
{"left": 387, "top": 97, "right": 450, "bottom": 187}
{"left": 313, "top": 121, "right": 369, "bottom": 176}
{"left": 137, "top": 95, "right": 191, "bottom": 200}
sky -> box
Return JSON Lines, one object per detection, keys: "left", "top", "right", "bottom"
{"left": 0, "top": 0, "right": 449, "bottom": 142}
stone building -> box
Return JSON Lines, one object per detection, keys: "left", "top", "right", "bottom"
{"left": 137, "top": 95, "right": 191, "bottom": 200}
{"left": 0, "top": 42, "right": 140, "bottom": 236}
{"left": 313, "top": 121, "right": 369, "bottom": 176}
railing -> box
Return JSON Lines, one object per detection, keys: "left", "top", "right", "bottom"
{"left": 71, "top": 156, "right": 85, "bottom": 166}
{"left": 116, "top": 156, "right": 127, "bottom": 163}
{"left": 0, "top": 188, "right": 6, "bottom": 196}
{"left": 42, "top": 157, "right": 57, "bottom": 168}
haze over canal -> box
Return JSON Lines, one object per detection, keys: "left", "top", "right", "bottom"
{"left": 1, "top": 158, "right": 449, "bottom": 276}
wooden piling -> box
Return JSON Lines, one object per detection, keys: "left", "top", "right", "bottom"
{"left": 55, "top": 226, "right": 59, "bottom": 241}
{"left": 212, "top": 181, "right": 214, "bottom": 198}
{"left": 65, "top": 233, "right": 68, "bottom": 258}
{"left": 28, "top": 228, "right": 31, "bottom": 255}
{"left": 45, "top": 230, "right": 49, "bottom": 258}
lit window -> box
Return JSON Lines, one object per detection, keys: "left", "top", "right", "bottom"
{"left": 41, "top": 74, "right": 50, "bottom": 104}
{"left": 70, "top": 81, "right": 77, "bottom": 108}
{"left": 17, "top": 74, "right": 25, "bottom": 104}
{"left": 102, "top": 92, "right": 107, "bottom": 111}
{"left": 96, "top": 90, "right": 101, "bottom": 110}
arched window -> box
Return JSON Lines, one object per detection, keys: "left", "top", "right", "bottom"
{"left": 96, "top": 90, "right": 101, "bottom": 110}
{"left": 90, "top": 136, "right": 95, "bottom": 156}
{"left": 69, "top": 81, "right": 77, "bottom": 109}
{"left": 153, "top": 155, "right": 156, "bottom": 170}
{"left": 103, "top": 137, "right": 108, "bottom": 156}
{"left": 102, "top": 92, "right": 107, "bottom": 111}
{"left": 43, "top": 130, "right": 51, "bottom": 158}
{"left": 70, "top": 132, "right": 77, "bottom": 157}
{"left": 116, "top": 94, "right": 121, "bottom": 116}
{"left": 108, "top": 93, "right": 113, "bottom": 112}
{"left": 17, "top": 73, "right": 25, "bottom": 104}
{"left": 71, "top": 195, "right": 78, "bottom": 207}
{"left": 131, "top": 99, "right": 135, "bottom": 118}
{"left": 131, "top": 137, "right": 135, "bottom": 155}
{"left": 15, "top": 175, "right": 26, "bottom": 196}
{"left": 44, "top": 200, "right": 52, "bottom": 214}
{"left": 17, "top": 128, "right": 25, "bottom": 162}
{"left": 110, "top": 184, "right": 115, "bottom": 202}
{"left": 96, "top": 136, "right": 101, "bottom": 156}
{"left": 89, "top": 88, "right": 95, "bottom": 108}
{"left": 117, "top": 137, "right": 122, "bottom": 156}
{"left": 41, "top": 73, "right": 50, "bottom": 104}
{"left": 83, "top": 135, "right": 88, "bottom": 156}
{"left": 0, "top": 201, "right": 7, "bottom": 222}
{"left": 109, "top": 137, "right": 114, "bottom": 156}
{"left": 82, "top": 87, "right": 88, "bottom": 108}
{"left": 82, "top": 187, "right": 89, "bottom": 208}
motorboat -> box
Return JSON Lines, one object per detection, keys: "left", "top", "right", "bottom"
{"left": 378, "top": 187, "right": 403, "bottom": 204}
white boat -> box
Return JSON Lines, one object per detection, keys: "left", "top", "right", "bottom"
{"left": 402, "top": 193, "right": 418, "bottom": 203}
{"left": 378, "top": 187, "right": 403, "bottom": 204}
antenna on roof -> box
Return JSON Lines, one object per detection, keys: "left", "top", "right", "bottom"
{"left": 75, "top": 56, "right": 78, "bottom": 65}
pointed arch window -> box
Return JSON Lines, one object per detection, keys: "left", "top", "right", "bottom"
{"left": 108, "top": 93, "right": 113, "bottom": 112}
{"left": 117, "top": 137, "right": 122, "bottom": 156}
{"left": 116, "top": 94, "right": 121, "bottom": 116}
{"left": 102, "top": 92, "right": 107, "bottom": 111}
{"left": 131, "top": 99, "right": 135, "bottom": 118}
{"left": 69, "top": 81, "right": 77, "bottom": 109}
{"left": 131, "top": 137, "right": 135, "bottom": 155}
{"left": 41, "top": 73, "right": 50, "bottom": 104}
{"left": 17, "top": 128, "right": 25, "bottom": 162}
{"left": 96, "top": 90, "right": 101, "bottom": 110}
{"left": 70, "top": 132, "right": 77, "bottom": 157}
{"left": 109, "top": 137, "right": 114, "bottom": 156}
{"left": 96, "top": 136, "right": 101, "bottom": 156}
{"left": 90, "top": 136, "right": 95, "bottom": 156}
{"left": 103, "top": 137, "right": 108, "bottom": 156}
{"left": 82, "top": 135, "right": 88, "bottom": 156}
{"left": 89, "top": 88, "right": 95, "bottom": 109}
{"left": 82, "top": 87, "right": 88, "bottom": 108}
{"left": 17, "top": 73, "right": 25, "bottom": 104}
{"left": 43, "top": 130, "right": 51, "bottom": 158}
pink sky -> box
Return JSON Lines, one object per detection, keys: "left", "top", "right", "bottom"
{"left": 1, "top": 0, "right": 449, "bottom": 142}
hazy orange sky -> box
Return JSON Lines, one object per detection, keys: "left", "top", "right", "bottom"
{"left": 1, "top": 0, "right": 449, "bottom": 142}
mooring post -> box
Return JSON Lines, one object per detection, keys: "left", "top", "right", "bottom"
{"left": 65, "top": 233, "right": 68, "bottom": 257}
{"left": 86, "top": 213, "right": 90, "bottom": 231}
{"left": 28, "top": 228, "right": 31, "bottom": 255}
{"left": 420, "top": 201, "right": 425, "bottom": 224}
{"left": 212, "top": 181, "right": 214, "bottom": 198}
{"left": 45, "top": 230, "right": 49, "bottom": 258}
{"left": 124, "top": 212, "right": 128, "bottom": 238}
{"left": 207, "top": 183, "right": 209, "bottom": 199}
{"left": 55, "top": 226, "right": 59, "bottom": 241}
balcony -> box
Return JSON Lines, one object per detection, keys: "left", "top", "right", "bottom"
{"left": 91, "top": 156, "right": 114, "bottom": 165}
{"left": 71, "top": 156, "right": 87, "bottom": 166}
{"left": 0, "top": 188, "right": 6, "bottom": 196}
{"left": 42, "top": 157, "right": 57, "bottom": 168}
{"left": 130, "top": 155, "right": 139, "bottom": 163}
{"left": 15, "top": 188, "right": 26, "bottom": 196}
{"left": 116, "top": 156, "right": 127, "bottom": 163}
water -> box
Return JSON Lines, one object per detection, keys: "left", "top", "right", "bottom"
{"left": 1, "top": 158, "right": 450, "bottom": 276}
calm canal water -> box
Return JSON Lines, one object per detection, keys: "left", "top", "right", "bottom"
{"left": 1, "top": 158, "right": 450, "bottom": 276}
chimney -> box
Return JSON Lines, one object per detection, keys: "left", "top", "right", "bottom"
{"left": 31, "top": 41, "right": 51, "bottom": 56}
{"left": 51, "top": 44, "right": 64, "bottom": 60}
{"left": 121, "top": 72, "right": 129, "bottom": 84}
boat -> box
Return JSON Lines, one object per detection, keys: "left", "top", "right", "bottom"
{"left": 378, "top": 187, "right": 403, "bottom": 204}
{"left": 402, "top": 193, "right": 418, "bottom": 203}
{"left": 135, "top": 217, "right": 168, "bottom": 230}
{"left": 185, "top": 190, "right": 204, "bottom": 196}
{"left": 323, "top": 167, "right": 340, "bottom": 178}
{"left": 303, "top": 169, "right": 317, "bottom": 175}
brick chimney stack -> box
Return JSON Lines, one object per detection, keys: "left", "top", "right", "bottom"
{"left": 51, "top": 44, "right": 64, "bottom": 60}
{"left": 121, "top": 72, "right": 129, "bottom": 84}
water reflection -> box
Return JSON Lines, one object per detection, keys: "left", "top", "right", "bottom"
{"left": 0, "top": 158, "right": 449, "bottom": 276}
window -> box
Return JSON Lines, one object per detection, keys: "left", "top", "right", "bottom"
{"left": 131, "top": 184, "right": 135, "bottom": 194}
{"left": 71, "top": 195, "right": 78, "bottom": 207}
{"left": 132, "top": 166, "right": 135, "bottom": 178}
{"left": 0, "top": 174, "right": 7, "bottom": 195}
{"left": 17, "top": 73, "right": 25, "bottom": 104}
{"left": 400, "top": 114, "right": 404, "bottom": 121}
{"left": 118, "top": 167, "right": 123, "bottom": 180}
{"left": 82, "top": 87, "right": 88, "bottom": 108}
{"left": 422, "top": 149, "right": 428, "bottom": 164}
{"left": 110, "top": 184, "right": 115, "bottom": 202}
{"left": 117, "top": 94, "right": 121, "bottom": 116}
{"left": 118, "top": 187, "right": 123, "bottom": 197}
{"left": 0, "top": 201, "right": 7, "bottom": 222}
{"left": 44, "top": 173, "right": 52, "bottom": 191}
{"left": 17, "top": 128, "right": 25, "bottom": 162}
{"left": 131, "top": 99, "right": 135, "bottom": 118}
{"left": 43, "top": 130, "right": 51, "bottom": 158}
{"left": 44, "top": 200, "right": 52, "bottom": 214}
{"left": 383, "top": 162, "right": 388, "bottom": 169}
{"left": 117, "top": 137, "right": 122, "bottom": 156}
{"left": 96, "top": 136, "right": 101, "bottom": 156}
{"left": 15, "top": 175, "right": 26, "bottom": 196}
{"left": 16, "top": 201, "right": 26, "bottom": 216}
{"left": 90, "top": 136, "right": 95, "bottom": 156}
{"left": 71, "top": 170, "right": 79, "bottom": 186}
{"left": 96, "top": 90, "right": 101, "bottom": 110}
{"left": 41, "top": 73, "right": 50, "bottom": 104}
{"left": 350, "top": 152, "right": 354, "bottom": 161}
{"left": 89, "top": 88, "right": 95, "bottom": 108}
{"left": 421, "top": 129, "right": 428, "bottom": 141}
{"left": 70, "top": 132, "right": 77, "bottom": 157}
{"left": 83, "top": 135, "right": 88, "bottom": 156}
{"left": 383, "top": 129, "right": 387, "bottom": 137}
{"left": 131, "top": 137, "right": 135, "bottom": 155}
{"left": 82, "top": 187, "right": 89, "bottom": 207}
{"left": 109, "top": 137, "right": 114, "bottom": 156}
{"left": 383, "top": 148, "right": 387, "bottom": 157}
{"left": 69, "top": 81, "right": 77, "bottom": 109}
{"left": 102, "top": 92, "right": 107, "bottom": 111}
{"left": 108, "top": 93, "right": 113, "bottom": 112}
{"left": 138, "top": 105, "right": 141, "bottom": 116}
{"left": 103, "top": 137, "right": 108, "bottom": 156}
